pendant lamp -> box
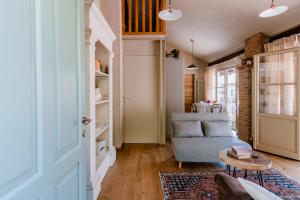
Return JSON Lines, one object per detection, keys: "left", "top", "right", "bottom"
{"left": 259, "top": 0, "right": 288, "bottom": 18}
{"left": 158, "top": 0, "right": 182, "bottom": 21}
{"left": 187, "top": 39, "right": 198, "bottom": 69}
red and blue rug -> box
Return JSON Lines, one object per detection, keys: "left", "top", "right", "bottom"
{"left": 160, "top": 169, "right": 300, "bottom": 200}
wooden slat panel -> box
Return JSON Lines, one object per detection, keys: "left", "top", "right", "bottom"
{"left": 142, "top": 0, "right": 146, "bottom": 32}
{"left": 156, "top": 0, "right": 160, "bottom": 32}
{"left": 135, "top": 0, "right": 139, "bottom": 32}
{"left": 149, "top": 0, "right": 152, "bottom": 32}
{"left": 160, "top": 0, "right": 166, "bottom": 33}
{"left": 128, "top": 0, "right": 132, "bottom": 32}
{"left": 122, "top": 0, "right": 126, "bottom": 34}
{"left": 122, "top": 0, "right": 166, "bottom": 35}
{"left": 123, "top": 32, "right": 166, "bottom": 35}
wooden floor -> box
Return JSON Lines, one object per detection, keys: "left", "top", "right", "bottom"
{"left": 98, "top": 143, "right": 300, "bottom": 200}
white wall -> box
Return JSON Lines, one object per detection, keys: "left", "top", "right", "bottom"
{"left": 166, "top": 42, "right": 207, "bottom": 101}
{"left": 166, "top": 57, "right": 184, "bottom": 138}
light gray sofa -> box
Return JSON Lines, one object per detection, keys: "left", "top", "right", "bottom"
{"left": 171, "top": 112, "right": 251, "bottom": 167}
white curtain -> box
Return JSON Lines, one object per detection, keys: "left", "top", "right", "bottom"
{"left": 264, "top": 34, "right": 300, "bottom": 52}
{"left": 205, "top": 56, "right": 242, "bottom": 101}
{"left": 260, "top": 34, "right": 300, "bottom": 116}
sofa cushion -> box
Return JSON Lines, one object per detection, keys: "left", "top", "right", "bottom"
{"left": 173, "top": 121, "right": 204, "bottom": 138}
{"left": 170, "top": 112, "right": 229, "bottom": 137}
{"left": 171, "top": 137, "right": 252, "bottom": 162}
{"left": 203, "top": 121, "right": 233, "bottom": 137}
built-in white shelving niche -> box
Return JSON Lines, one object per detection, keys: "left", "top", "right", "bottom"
{"left": 85, "top": 2, "right": 116, "bottom": 200}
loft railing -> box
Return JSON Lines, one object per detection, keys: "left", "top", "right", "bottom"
{"left": 122, "top": 0, "right": 166, "bottom": 35}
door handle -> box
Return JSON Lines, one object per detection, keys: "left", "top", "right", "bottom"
{"left": 81, "top": 116, "right": 92, "bottom": 125}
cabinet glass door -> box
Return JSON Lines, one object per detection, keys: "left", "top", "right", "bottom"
{"left": 258, "top": 51, "right": 298, "bottom": 116}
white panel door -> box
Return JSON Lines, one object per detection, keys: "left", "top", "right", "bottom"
{"left": 0, "top": 0, "right": 86, "bottom": 199}
{"left": 124, "top": 56, "right": 158, "bottom": 143}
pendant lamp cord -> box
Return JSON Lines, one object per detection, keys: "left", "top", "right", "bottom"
{"left": 169, "top": 0, "right": 172, "bottom": 9}
{"left": 191, "top": 39, "right": 194, "bottom": 63}
{"left": 271, "top": 0, "right": 275, "bottom": 8}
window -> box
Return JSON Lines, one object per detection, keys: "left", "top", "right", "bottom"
{"left": 216, "top": 67, "right": 237, "bottom": 130}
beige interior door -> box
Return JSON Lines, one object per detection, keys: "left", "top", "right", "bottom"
{"left": 124, "top": 55, "right": 158, "bottom": 143}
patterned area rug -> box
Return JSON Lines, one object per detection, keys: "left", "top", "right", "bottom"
{"left": 160, "top": 169, "right": 300, "bottom": 200}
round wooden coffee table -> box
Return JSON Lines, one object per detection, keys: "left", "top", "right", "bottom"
{"left": 219, "top": 149, "right": 272, "bottom": 186}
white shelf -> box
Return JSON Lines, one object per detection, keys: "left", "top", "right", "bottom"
{"left": 95, "top": 125, "right": 109, "bottom": 138}
{"left": 95, "top": 70, "right": 109, "bottom": 77}
{"left": 96, "top": 149, "right": 109, "bottom": 170}
{"left": 86, "top": 4, "right": 116, "bottom": 199}
{"left": 95, "top": 100, "right": 110, "bottom": 105}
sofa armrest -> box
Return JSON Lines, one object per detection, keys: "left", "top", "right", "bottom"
{"left": 214, "top": 173, "right": 253, "bottom": 200}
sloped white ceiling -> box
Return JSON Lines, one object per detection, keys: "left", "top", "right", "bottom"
{"left": 166, "top": 0, "right": 300, "bottom": 62}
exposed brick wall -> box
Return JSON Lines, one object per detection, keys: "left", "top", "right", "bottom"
{"left": 237, "top": 65, "right": 252, "bottom": 142}
{"left": 245, "top": 32, "right": 270, "bottom": 58}
{"left": 237, "top": 32, "right": 269, "bottom": 143}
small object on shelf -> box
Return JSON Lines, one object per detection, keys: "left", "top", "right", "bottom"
{"left": 96, "top": 120, "right": 109, "bottom": 129}
{"left": 95, "top": 123, "right": 109, "bottom": 138}
{"left": 105, "top": 66, "right": 109, "bottom": 74}
{"left": 100, "top": 120, "right": 108, "bottom": 128}
{"left": 101, "top": 64, "right": 106, "bottom": 73}
{"left": 102, "top": 96, "right": 109, "bottom": 101}
{"left": 95, "top": 88, "right": 102, "bottom": 102}
{"left": 95, "top": 60, "right": 101, "bottom": 71}
{"left": 96, "top": 100, "right": 109, "bottom": 105}
{"left": 96, "top": 140, "right": 106, "bottom": 154}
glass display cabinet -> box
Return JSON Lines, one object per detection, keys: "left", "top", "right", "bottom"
{"left": 253, "top": 48, "right": 300, "bottom": 160}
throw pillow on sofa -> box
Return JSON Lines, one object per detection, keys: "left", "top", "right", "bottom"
{"left": 203, "top": 121, "right": 233, "bottom": 137}
{"left": 173, "top": 121, "right": 204, "bottom": 138}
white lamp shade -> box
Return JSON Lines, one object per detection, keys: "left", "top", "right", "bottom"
{"left": 259, "top": 5, "right": 288, "bottom": 18}
{"left": 158, "top": 9, "right": 182, "bottom": 21}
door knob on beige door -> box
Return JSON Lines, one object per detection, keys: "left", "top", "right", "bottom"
{"left": 81, "top": 116, "right": 92, "bottom": 125}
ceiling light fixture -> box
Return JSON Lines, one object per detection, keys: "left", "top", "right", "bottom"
{"left": 158, "top": 0, "right": 182, "bottom": 21}
{"left": 259, "top": 0, "right": 288, "bottom": 18}
{"left": 187, "top": 39, "right": 198, "bottom": 69}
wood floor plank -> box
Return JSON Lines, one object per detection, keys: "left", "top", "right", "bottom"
{"left": 98, "top": 143, "right": 300, "bottom": 200}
